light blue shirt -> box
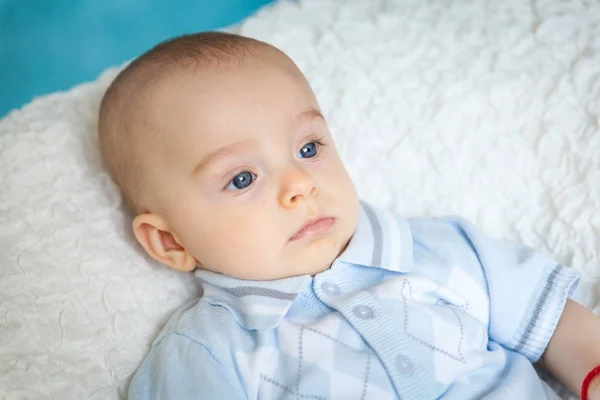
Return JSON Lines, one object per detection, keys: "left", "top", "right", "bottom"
{"left": 129, "top": 202, "right": 580, "bottom": 399}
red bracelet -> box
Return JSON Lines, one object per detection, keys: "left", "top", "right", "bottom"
{"left": 582, "top": 366, "right": 600, "bottom": 400}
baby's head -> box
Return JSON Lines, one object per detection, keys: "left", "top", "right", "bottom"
{"left": 98, "top": 32, "right": 359, "bottom": 280}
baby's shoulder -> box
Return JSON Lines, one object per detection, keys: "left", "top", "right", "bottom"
{"left": 405, "top": 216, "right": 490, "bottom": 282}
{"left": 407, "top": 215, "right": 480, "bottom": 253}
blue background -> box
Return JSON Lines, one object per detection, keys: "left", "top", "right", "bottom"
{"left": 0, "top": 0, "right": 274, "bottom": 117}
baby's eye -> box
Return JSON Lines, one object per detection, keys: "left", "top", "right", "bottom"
{"left": 298, "top": 142, "right": 318, "bottom": 159}
{"left": 225, "top": 171, "right": 255, "bottom": 190}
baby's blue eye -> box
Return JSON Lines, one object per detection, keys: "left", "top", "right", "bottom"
{"left": 299, "top": 142, "right": 318, "bottom": 158}
{"left": 226, "top": 171, "right": 255, "bottom": 190}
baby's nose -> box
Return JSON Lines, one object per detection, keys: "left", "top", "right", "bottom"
{"left": 278, "top": 168, "right": 318, "bottom": 208}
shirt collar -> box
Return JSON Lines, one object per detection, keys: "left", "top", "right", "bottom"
{"left": 195, "top": 201, "right": 413, "bottom": 330}
{"left": 336, "top": 201, "right": 414, "bottom": 272}
{"left": 195, "top": 269, "right": 312, "bottom": 330}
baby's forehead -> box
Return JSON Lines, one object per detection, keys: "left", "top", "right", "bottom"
{"left": 149, "top": 60, "right": 312, "bottom": 119}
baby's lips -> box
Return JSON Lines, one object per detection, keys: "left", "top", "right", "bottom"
{"left": 290, "top": 217, "right": 335, "bottom": 241}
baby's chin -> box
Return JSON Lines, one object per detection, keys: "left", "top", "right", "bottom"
{"left": 286, "top": 233, "right": 349, "bottom": 277}
{"left": 229, "top": 239, "right": 341, "bottom": 281}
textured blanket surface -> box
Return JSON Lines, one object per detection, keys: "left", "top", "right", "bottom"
{"left": 1, "top": 0, "right": 598, "bottom": 398}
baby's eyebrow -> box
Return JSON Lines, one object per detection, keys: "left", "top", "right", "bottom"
{"left": 192, "top": 141, "right": 251, "bottom": 176}
{"left": 296, "top": 108, "right": 325, "bottom": 123}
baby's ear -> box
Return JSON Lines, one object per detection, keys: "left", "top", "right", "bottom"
{"left": 132, "top": 213, "right": 197, "bottom": 272}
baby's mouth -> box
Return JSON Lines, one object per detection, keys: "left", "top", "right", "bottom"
{"left": 290, "top": 217, "right": 336, "bottom": 241}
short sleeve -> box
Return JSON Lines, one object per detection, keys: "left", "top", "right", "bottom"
{"left": 441, "top": 217, "right": 580, "bottom": 362}
{"left": 128, "top": 333, "right": 246, "bottom": 400}
{"left": 409, "top": 217, "right": 579, "bottom": 362}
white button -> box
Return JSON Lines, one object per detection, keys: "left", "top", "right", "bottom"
{"left": 396, "top": 354, "right": 413, "bottom": 375}
{"left": 353, "top": 305, "right": 374, "bottom": 320}
{"left": 321, "top": 282, "right": 340, "bottom": 296}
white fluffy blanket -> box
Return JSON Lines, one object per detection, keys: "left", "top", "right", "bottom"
{"left": 1, "top": 0, "right": 598, "bottom": 398}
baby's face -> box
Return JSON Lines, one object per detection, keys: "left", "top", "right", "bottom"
{"left": 141, "top": 55, "right": 359, "bottom": 280}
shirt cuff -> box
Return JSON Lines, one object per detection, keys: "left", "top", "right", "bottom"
{"left": 508, "top": 264, "right": 580, "bottom": 362}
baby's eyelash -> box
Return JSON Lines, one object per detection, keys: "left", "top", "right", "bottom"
{"left": 308, "top": 135, "right": 326, "bottom": 147}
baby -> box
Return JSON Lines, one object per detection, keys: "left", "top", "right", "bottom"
{"left": 98, "top": 32, "right": 600, "bottom": 399}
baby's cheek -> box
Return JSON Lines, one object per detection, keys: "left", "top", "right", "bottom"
{"left": 212, "top": 224, "right": 275, "bottom": 277}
